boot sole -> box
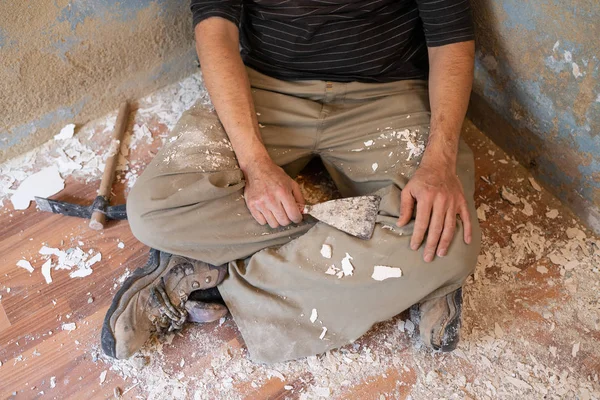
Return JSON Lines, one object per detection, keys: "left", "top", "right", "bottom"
{"left": 101, "top": 249, "right": 167, "bottom": 358}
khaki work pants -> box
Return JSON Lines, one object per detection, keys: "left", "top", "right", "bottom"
{"left": 127, "top": 68, "right": 481, "bottom": 364}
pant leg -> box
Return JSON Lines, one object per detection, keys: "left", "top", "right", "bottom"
{"left": 127, "top": 92, "right": 320, "bottom": 266}
{"left": 218, "top": 76, "right": 481, "bottom": 364}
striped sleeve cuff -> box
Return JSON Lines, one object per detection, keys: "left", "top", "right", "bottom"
{"left": 191, "top": 0, "right": 242, "bottom": 29}
{"left": 415, "top": 0, "right": 475, "bottom": 47}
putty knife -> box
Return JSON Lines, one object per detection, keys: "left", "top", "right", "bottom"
{"left": 302, "top": 195, "right": 381, "bottom": 240}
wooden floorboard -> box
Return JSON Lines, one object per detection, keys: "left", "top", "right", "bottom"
{"left": 1, "top": 101, "right": 598, "bottom": 399}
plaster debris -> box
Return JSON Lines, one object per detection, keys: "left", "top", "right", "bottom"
{"left": 54, "top": 124, "right": 76, "bottom": 140}
{"left": 325, "top": 265, "right": 338, "bottom": 275}
{"left": 536, "top": 265, "right": 549, "bottom": 274}
{"left": 546, "top": 209, "right": 559, "bottom": 219}
{"left": 41, "top": 259, "right": 53, "bottom": 284}
{"left": 566, "top": 227, "right": 586, "bottom": 240}
{"left": 319, "top": 327, "right": 328, "bottom": 340}
{"left": 62, "top": 322, "right": 76, "bottom": 331}
{"left": 371, "top": 163, "right": 378, "bottom": 172}
{"left": 572, "top": 63, "right": 583, "bottom": 78}
{"left": 572, "top": 342, "right": 580, "bottom": 357}
{"left": 320, "top": 244, "right": 332, "bottom": 259}
{"left": 10, "top": 166, "right": 65, "bottom": 210}
{"left": 501, "top": 186, "right": 520, "bottom": 205}
{"left": 16, "top": 260, "right": 34, "bottom": 273}
{"left": 363, "top": 140, "right": 374, "bottom": 147}
{"left": 477, "top": 203, "right": 490, "bottom": 221}
{"left": 404, "top": 319, "right": 415, "bottom": 334}
{"left": 310, "top": 309, "right": 318, "bottom": 324}
{"left": 341, "top": 253, "right": 354, "bottom": 276}
{"left": 521, "top": 199, "right": 534, "bottom": 217}
{"left": 528, "top": 177, "right": 542, "bottom": 192}
{"left": 117, "top": 242, "right": 125, "bottom": 249}
{"left": 100, "top": 370, "right": 108, "bottom": 385}
{"left": 50, "top": 376, "right": 56, "bottom": 389}
{"left": 39, "top": 245, "right": 101, "bottom": 280}
{"left": 371, "top": 265, "right": 402, "bottom": 281}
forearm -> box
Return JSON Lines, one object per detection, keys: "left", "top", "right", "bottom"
{"left": 422, "top": 41, "right": 475, "bottom": 172}
{"left": 194, "top": 18, "right": 270, "bottom": 172}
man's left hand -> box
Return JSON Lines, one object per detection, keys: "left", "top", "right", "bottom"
{"left": 396, "top": 161, "right": 472, "bottom": 262}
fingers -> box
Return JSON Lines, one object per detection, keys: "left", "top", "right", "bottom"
{"left": 281, "top": 182, "right": 304, "bottom": 223}
{"left": 397, "top": 187, "right": 415, "bottom": 227}
{"left": 249, "top": 207, "right": 267, "bottom": 226}
{"left": 423, "top": 200, "right": 446, "bottom": 262}
{"left": 437, "top": 209, "right": 457, "bottom": 257}
{"left": 260, "top": 208, "right": 281, "bottom": 229}
{"left": 459, "top": 202, "right": 473, "bottom": 244}
{"left": 410, "top": 198, "right": 432, "bottom": 251}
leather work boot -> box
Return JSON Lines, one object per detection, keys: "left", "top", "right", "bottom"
{"left": 101, "top": 249, "right": 228, "bottom": 359}
{"left": 410, "top": 287, "right": 464, "bottom": 352}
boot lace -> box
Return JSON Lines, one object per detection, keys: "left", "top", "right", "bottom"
{"left": 148, "top": 278, "right": 188, "bottom": 333}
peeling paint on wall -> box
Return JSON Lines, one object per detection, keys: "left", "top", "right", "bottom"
{"left": 470, "top": 0, "right": 600, "bottom": 232}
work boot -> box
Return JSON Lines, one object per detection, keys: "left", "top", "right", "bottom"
{"left": 410, "top": 287, "right": 463, "bottom": 352}
{"left": 101, "top": 249, "right": 228, "bottom": 359}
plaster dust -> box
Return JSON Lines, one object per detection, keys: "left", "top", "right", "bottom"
{"left": 0, "top": 1, "right": 196, "bottom": 163}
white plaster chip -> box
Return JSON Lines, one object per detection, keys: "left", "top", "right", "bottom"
{"left": 50, "top": 376, "right": 56, "bottom": 389}
{"left": 325, "top": 265, "right": 338, "bottom": 275}
{"left": 371, "top": 163, "right": 378, "bottom": 172}
{"left": 16, "top": 260, "right": 34, "bottom": 273}
{"left": 54, "top": 124, "right": 75, "bottom": 140}
{"left": 528, "top": 177, "right": 542, "bottom": 192}
{"left": 85, "top": 252, "right": 102, "bottom": 268}
{"left": 546, "top": 209, "right": 559, "bottom": 219}
{"left": 117, "top": 241, "right": 125, "bottom": 249}
{"left": 320, "top": 244, "right": 332, "bottom": 259}
{"left": 572, "top": 342, "right": 580, "bottom": 357}
{"left": 62, "top": 322, "right": 76, "bottom": 331}
{"left": 363, "top": 140, "right": 374, "bottom": 147}
{"left": 41, "top": 259, "right": 53, "bottom": 284}
{"left": 11, "top": 166, "right": 65, "bottom": 210}
{"left": 536, "top": 265, "right": 549, "bottom": 274}
{"left": 501, "top": 186, "right": 520, "bottom": 205}
{"left": 310, "top": 309, "right": 318, "bottom": 323}
{"left": 69, "top": 268, "right": 93, "bottom": 278}
{"left": 521, "top": 199, "right": 534, "bottom": 217}
{"left": 319, "top": 327, "right": 328, "bottom": 340}
{"left": 341, "top": 253, "right": 354, "bottom": 276}
{"left": 477, "top": 203, "right": 490, "bottom": 222}
{"left": 99, "top": 370, "right": 107, "bottom": 385}
{"left": 371, "top": 265, "right": 403, "bottom": 281}
{"left": 404, "top": 319, "right": 415, "bottom": 334}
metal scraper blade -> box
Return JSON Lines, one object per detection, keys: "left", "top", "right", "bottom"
{"left": 303, "top": 195, "right": 381, "bottom": 240}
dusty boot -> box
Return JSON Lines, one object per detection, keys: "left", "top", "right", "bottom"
{"left": 410, "top": 287, "right": 463, "bottom": 352}
{"left": 101, "top": 249, "right": 227, "bottom": 359}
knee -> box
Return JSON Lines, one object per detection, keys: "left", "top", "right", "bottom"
{"left": 126, "top": 178, "right": 160, "bottom": 247}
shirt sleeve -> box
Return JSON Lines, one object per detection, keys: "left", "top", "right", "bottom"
{"left": 415, "top": 0, "right": 475, "bottom": 47}
{"left": 190, "top": 0, "right": 243, "bottom": 28}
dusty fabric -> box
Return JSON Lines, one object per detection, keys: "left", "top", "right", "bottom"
{"left": 127, "top": 67, "right": 481, "bottom": 364}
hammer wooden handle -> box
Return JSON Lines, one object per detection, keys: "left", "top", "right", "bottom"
{"left": 89, "top": 101, "right": 130, "bottom": 230}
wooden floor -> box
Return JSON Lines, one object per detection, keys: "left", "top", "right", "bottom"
{"left": 1, "top": 99, "right": 599, "bottom": 399}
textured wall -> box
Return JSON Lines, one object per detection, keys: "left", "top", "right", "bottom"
{"left": 468, "top": 0, "right": 600, "bottom": 231}
{"left": 0, "top": 0, "right": 197, "bottom": 163}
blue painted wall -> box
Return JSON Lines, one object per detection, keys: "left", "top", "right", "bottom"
{"left": 0, "top": 0, "right": 197, "bottom": 162}
{"left": 469, "top": 0, "right": 600, "bottom": 231}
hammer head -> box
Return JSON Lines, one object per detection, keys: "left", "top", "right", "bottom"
{"left": 34, "top": 196, "right": 127, "bottom": 220}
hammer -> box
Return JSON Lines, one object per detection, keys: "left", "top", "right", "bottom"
{"left": 35, "top": 102, "right": 130, "bottom": 229}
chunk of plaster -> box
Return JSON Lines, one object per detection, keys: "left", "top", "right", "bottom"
{"left": 41, "top": 259, "right": 53, "bottom": 284}
{"left": 371, "top": 265, "right": 403, "bottom": 281}
{"left": 320, "top": 244, "right": 332, "bottom": 259}
{"left": 310, "top": 308, "right": 318, "bottom": 323}
{"left": 11, "top": 166, "right": 65, "bottom": 210}
{"left": 54, "top": 124, "right": 75, "bottom": 140}
{"left": 16, "top": 260, "right": 34, "bottom": 273}
{"left": 341, "top": 253, "right": 354, "bottom": 276}
{"left": 62, "top": 322, "right": 76, "bottom": 331}
{"left": 319, "top": 327, "right": 328, "bottom": 340}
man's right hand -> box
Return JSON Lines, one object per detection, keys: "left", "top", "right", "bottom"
{"left": 243, "top": 159, "right": 305, "bottom": 228}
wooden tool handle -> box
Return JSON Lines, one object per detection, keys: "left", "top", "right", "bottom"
{"left": 89, "top": 101, "right": 130, "bottom": 230}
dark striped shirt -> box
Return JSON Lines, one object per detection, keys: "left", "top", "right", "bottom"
{"left": 191, "top": 0, "right": 474, "bottom": 83}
